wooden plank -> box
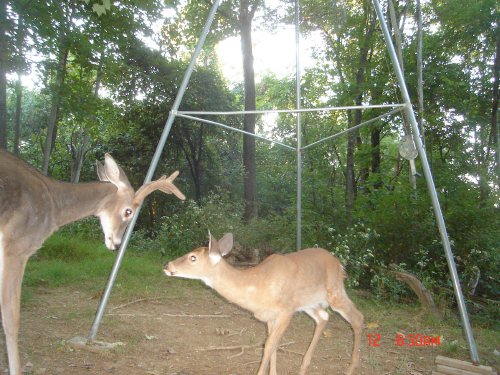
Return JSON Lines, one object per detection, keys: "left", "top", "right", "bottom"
{"left": 431, "top": 371, "right": 448, "bottom": 375}
{"left": 436, "top": 364, "right": 494, "bottom": 375}
{"left": 435, "top": 356, "right": 494, "bottom": 375}
{"left": 436, "top": 364, "right": 480, "bottom": 375}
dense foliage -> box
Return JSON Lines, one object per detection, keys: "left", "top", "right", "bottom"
{"left": 0, "top": 0, "right": 498, "bottom": 307}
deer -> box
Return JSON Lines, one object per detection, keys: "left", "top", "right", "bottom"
{"left": 0, "top": 149, "right": 185, "bottom": 375}
{"left": 164, "top": 232, "right": 364, "bottom": 375}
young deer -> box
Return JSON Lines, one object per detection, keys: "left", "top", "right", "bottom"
{"left": 164, "top": 232, "right": 364, "bottom": 375}
{"left": 0, "top": 150, "right": 185, "bottom": 375}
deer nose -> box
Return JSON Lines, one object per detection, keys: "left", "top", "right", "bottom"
{"left": 163, "top": 262, "right": 175, "bottom": 276}
{"left": 105, "top": 236, "right": 120, "bottom": 251}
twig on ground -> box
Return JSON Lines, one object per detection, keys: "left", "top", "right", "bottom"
{"left": 239, "top": 360, "right": 261, "bottom": 367}
{"left": 106, "top": 312, "right": 231, "bottom": 318}
{"left": 109, "top": 298, "right": 149, "bottom": 312}
{"left": 196, "top": 341, "right": 296, "bottom": 360}
{"left": 278, "top": 347, "right": 304, "bottom": 356}
{"left": 109, "top": 297, "right": 170, "bottom": 312}
{"left": 227, "top": 327, "right": 247, "bottom": 337}
{"left": 68, "top": 363, "right": 94, "bottom": 369}
{"left": 228, "top": 347, "right": 246, "bottom": 359}
{"left": 196, "top": 343, "right": 258, "bottom": 352}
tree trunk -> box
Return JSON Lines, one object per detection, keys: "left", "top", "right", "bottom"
{"left": 180, "top": 126, "right": 204, "bottom": 202}
{"left": 371, "top": 127, "right": 382, "bottom": 189}
{"left": 0, "top": 0, "right": 7, "bottom": 150}
{"left": 13, "top": 14, "right": 25, "bottom": 155}
{"left": 13, "top": 79, "right": 22, "bottom": 155}
{"left": 69, "top": 53, "right": 103, "bottom": 183}
{"left": 390, "top": 266, "right": 443, "bottom": 320}
{"left": 42, "top": 45, "right": 69, "bottom": 175}
{"left": 346, "top": 114, "right": 356, "bottom": 224}
{"left": 69, "top": 129, "right": 90, "bottom": 183}
{"left": 416, "top": 0, "right": 424, "bottom": 144}
{"left": 240, "top": 0, "right": 257, "bottom": 222}
{"left": 345, "top": 5, "right": 376, "bottom": 224}
{"left": 490, "top": 19, "right": 499, "bottom": 177}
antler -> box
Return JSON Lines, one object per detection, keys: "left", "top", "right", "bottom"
{"left": 133, "top": 171, "right": 186, "bottom": 206}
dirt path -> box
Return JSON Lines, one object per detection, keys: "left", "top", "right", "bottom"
{"left": 2, "top": 285, "right": 453, "bottom": 374}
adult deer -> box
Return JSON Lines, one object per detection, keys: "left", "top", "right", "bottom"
{"left": 164, "top": 232, "right": 363, "bottom": 375}
{"left": 0, "top": 150, "right": 185, "bottom": 375}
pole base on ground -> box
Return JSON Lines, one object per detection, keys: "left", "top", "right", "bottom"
{"left": 68, "top": 336, "right": 125, "bottom": 352}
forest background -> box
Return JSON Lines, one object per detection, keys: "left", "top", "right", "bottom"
{"left": 0, "top": 0, "right": 498, "bottom": 320}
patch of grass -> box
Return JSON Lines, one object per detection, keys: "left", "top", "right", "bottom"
{"left": 441, "top": 339, "right": 460, "bottom": 355}
{"left": 24, "top": 235, "right": 115, "bottom": 289}
{"left": 23, "top": 232, "right": 190, "bottom": 303}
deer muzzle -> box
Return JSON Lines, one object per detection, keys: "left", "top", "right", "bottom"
{"left": 163, "top": 262, "right": 176, "bottom": 276}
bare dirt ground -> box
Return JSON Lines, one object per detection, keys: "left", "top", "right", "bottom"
{"left": 0, "top": 281, "right": 473, "bottom": 375}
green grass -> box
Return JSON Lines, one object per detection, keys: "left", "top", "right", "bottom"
{"left": 25, "top": 236, "right": 115, "bottom": 289}
{"left": 22, "top": 231, "right": 182, "bottom": 304}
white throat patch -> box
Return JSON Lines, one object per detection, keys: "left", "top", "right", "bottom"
{"left": 208, "top": 252, "right": 221, "bottom": 265}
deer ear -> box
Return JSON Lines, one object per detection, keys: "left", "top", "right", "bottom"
{"left": 208, "top": 230, "right": 222, "bottom": 264}
{"left": 102, "top": 154, "right": 131, "bottom": 190}
{"left": 218, "top": 233, "right": 233, "bottom": 257}
{"left": 96, "top": 160, "right": 107, "bottom": 181}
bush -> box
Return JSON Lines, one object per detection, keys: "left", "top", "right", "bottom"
{"left": 325, "top": 223, "right": 381, "bottom": 289}
{"left": 154, "top": 193, "right": 243, "bottom": 257}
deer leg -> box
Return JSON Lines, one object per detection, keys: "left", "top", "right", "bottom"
{"left": 328, "top": 289, "right": 364, "bottom": 375}
{"left": 1, "top": 252, "right": 29, "bottom": 375}
{"left": 257, "top": 315, "right": 291, "bottom": 375}
{"left": 263, "top": 320, "right": 278, "bottom": 375}
{"left": 269, "top": 344, "right": 277, "bottom": 375}
{"left": 300, "top": 308, "right": 329, "bottom": 375}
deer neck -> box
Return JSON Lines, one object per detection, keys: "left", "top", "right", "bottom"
{"left": 211, "top": 260, "right": 261, "bottom": 312}
{"left": 49, "top": 180, "right": 117, "bottom": 228}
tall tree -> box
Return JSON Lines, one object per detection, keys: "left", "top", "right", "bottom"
{"left": 41, "top": 3, "right": 73, "bottom": 175}
{"left": 12, "top": 2, "right": 29, "bottom": 155}
{"left": 239, "top": 0, "right": 259, "bottom": 221}
{"left": 0, "top": 0, "right": 7, "bottom": 149}
{"left": 164, "top": 0, "right": 269, "bottom": 221}
{"left": 346, "top": 5, "right": 376, "bottom": 223}
{"left": 415, "top": 0, "right": 424, "bottom": 144}
{"left": 491, "top": 18, "right": 499, "bottom": 176}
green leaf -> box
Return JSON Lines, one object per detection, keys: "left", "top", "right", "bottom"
{"left": 92, "top": 3, "right": 106, "bottom": 16}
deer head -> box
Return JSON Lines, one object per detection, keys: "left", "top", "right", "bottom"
{"left": 164, "top": 232, "right": 233, "bottom": 283}
{"left": 96, "top": 153, "right": 185, "bottom": 250}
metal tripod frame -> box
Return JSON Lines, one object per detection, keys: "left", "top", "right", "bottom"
{"left": 86, "top": 0, "right": 479, "bottom": 364}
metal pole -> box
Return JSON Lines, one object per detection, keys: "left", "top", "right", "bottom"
{"left": 295, "top": 0, "right": 302, "bottom": 251}
{"left": 177, "top": 103, "right": 405, "bottom": 116}
{"left": 87, "top": 0, "right": 222, "bottom": 341}
{"left": 175, "top": 113, "right": 296, "bottom": 150}
{"left": 302, "top": 107, "right": 403, "bottom": 151}
{"left": 372, "top": 0, "right": 480, "bottom": 364}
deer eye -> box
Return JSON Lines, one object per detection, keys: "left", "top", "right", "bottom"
{"left": 190, "top": 255, "right": 197, "bottom": 262}
{"left": 124, "top": 208, "right": 133, "bottom": 218}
